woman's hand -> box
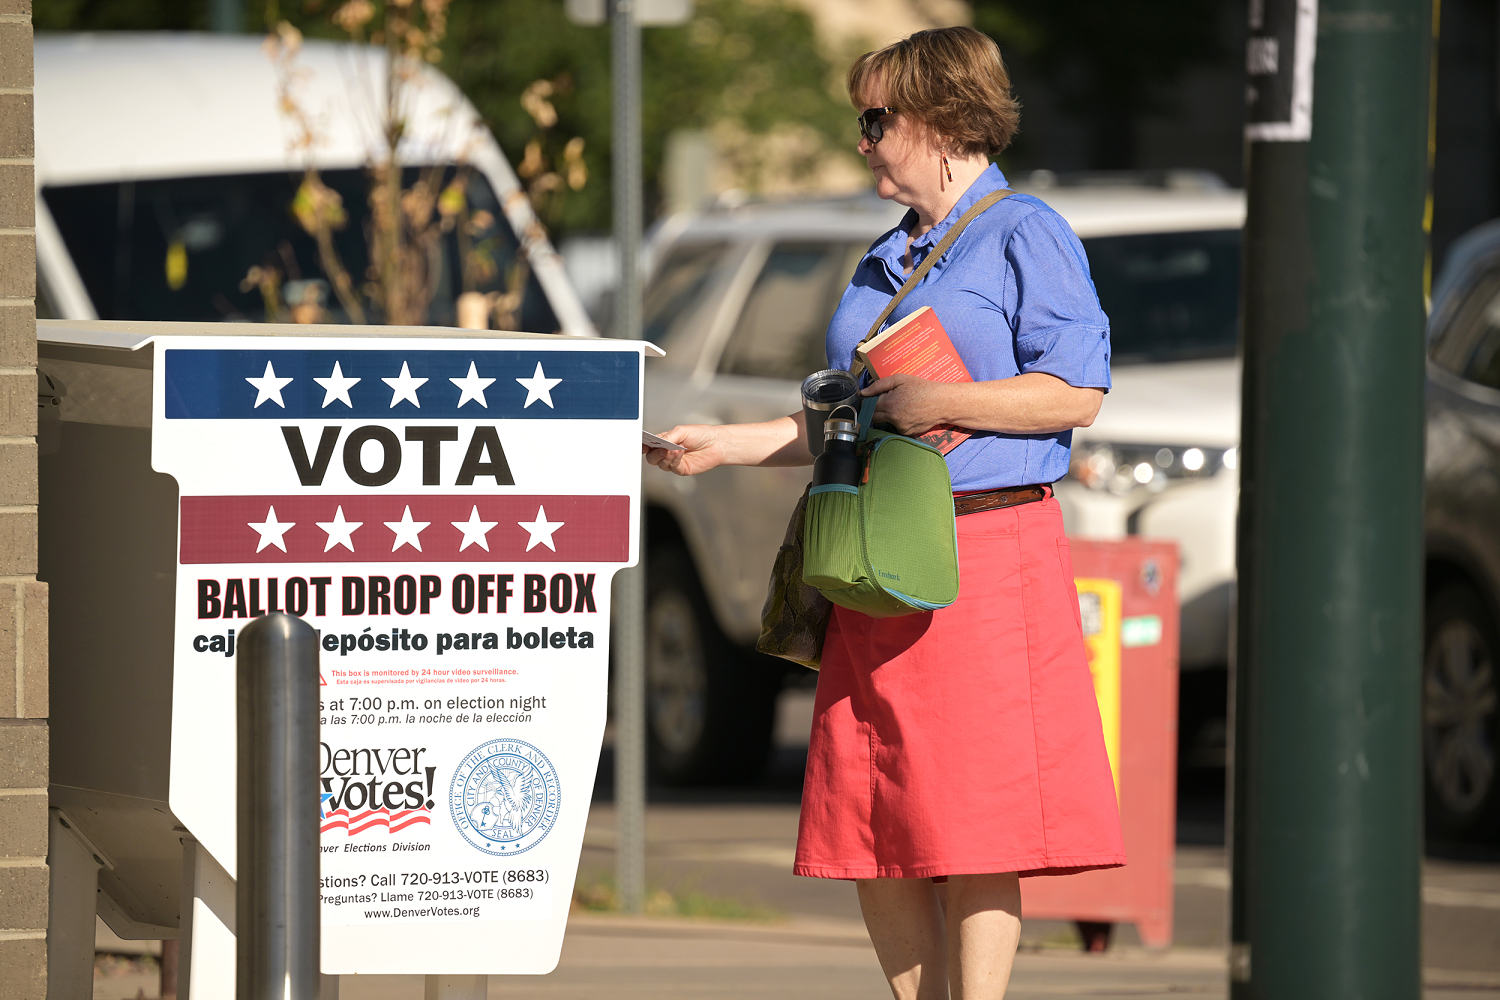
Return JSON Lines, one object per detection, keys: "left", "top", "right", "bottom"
{"left": 643, "top": 425, "right": 730, "bottom": 477}
{"left": 861, "top": 373, "right": 950, "bottom": 436}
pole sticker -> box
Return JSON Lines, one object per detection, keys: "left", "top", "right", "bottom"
{"left": 1246, "top": 0, "right": 1317, "bottom": 141}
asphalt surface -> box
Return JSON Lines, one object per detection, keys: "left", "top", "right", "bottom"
{"left": 586, "top": 689, "right": 1500, "bottom": 964}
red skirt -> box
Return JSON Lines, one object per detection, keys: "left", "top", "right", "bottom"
{"left": 793, "top": 497, "right": 1126, "bottom": 880}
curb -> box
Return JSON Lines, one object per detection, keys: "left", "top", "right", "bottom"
{"left": 564, "top": 910, "right": 872, "bottom": 947}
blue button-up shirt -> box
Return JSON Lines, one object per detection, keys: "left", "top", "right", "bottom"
{"left": 825, "top": 164, "right": 1111, "bottom": 491}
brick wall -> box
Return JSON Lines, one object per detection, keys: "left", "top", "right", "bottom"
{"left": 0, "top": 0, "right": 47, "bottom": 997}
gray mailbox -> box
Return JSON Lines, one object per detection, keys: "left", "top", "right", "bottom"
{"left": 41, "top": 323, "right": 183, "bottom": 933}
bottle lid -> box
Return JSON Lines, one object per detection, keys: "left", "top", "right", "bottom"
{"left": 824, "top": 416, "right": 859, "bottom": 443}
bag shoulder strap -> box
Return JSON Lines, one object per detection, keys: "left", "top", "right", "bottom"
{"left": 849, "top": 187, "right": 1015, "bottom": 378}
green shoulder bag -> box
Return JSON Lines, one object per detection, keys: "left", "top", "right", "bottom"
{"left": 800, "top": 396, "right": 959, "bottom": 617}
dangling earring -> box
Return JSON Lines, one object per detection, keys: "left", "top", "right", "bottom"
{"left": 942, "top": 154, "right": 953, "bottom": 183}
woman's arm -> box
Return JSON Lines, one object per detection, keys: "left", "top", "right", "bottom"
{"left": 863, "top": 371, "right": 1103, "bottom": 436}
{"left": 644, "top": 411, "right": 813, "bottom": 477}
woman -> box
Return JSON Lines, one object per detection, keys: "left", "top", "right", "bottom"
{"left": 646, "top": 26, "right": 1124, "bottom": 1000}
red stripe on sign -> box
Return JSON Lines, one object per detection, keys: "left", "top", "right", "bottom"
{"left": 179, "top": 494, "right": 631, "bottom": 564}
{"left": 320, "top": 808, "right": 433, "bottom": 835}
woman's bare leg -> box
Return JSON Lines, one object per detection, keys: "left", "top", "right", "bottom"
{"left": 945, "top": 872, "right": 1022, "bottom": 1000}
{"left": 856, "top": 878, "right": 949, "bottom": 1000}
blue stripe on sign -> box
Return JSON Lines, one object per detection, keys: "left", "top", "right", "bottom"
{"left": 163, "top": 348, "right": 640, "bottom": 420}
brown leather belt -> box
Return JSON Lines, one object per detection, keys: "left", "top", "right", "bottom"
{"left": 953, "top": 483, "right": 1052, "bottom": 517}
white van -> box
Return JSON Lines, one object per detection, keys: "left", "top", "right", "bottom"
{"left": 32, "top": 32, "right": 595, "bottom": 335}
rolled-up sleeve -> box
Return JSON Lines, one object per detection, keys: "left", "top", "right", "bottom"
{"left": 1006, "top": 211, "right": 1112, "bottom": 391}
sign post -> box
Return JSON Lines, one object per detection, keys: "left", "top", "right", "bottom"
{"left": 151, "top": 332, "right": 656, "bottom": 986}
{"left": 1233, "top": 0, "right": 1429, "bottom": 994}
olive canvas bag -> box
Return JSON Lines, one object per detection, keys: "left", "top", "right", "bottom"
{"left": 799, "top": 394, "right": 960, "bottom": 617}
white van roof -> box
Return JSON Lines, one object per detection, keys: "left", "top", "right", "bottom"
{"left": 33, "top": 33, "right": 598, "bottom": 336}
{"left": 34, "top": 32, "right": 487, "bottom": 186}
{"left": 659, "top": 178, "right": 1244, "bottom": 247}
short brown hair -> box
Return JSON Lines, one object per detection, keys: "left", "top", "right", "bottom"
{"left": 848, "top": 27, "right": 1021, "bottom": 158}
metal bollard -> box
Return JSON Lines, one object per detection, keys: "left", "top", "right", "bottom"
{"left": 237, "top": 612, "right": 322, "bottom": 1000}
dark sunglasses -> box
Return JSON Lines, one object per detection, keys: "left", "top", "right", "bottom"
{"left": 857, "top": 106, "right": 896, "bottom": 144}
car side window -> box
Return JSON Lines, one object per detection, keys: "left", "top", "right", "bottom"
{"left": 40, "top": 168, "right": 559, "bottom": 331}
{"left": 719, "top": 242, "right": 863, "bottom": 381}
{"left": 1430, "top": 271, "right": 1500, "bottom": 391}
{"left": 642, "top": 241, "right": 731, "bottom": 350}
{"left": 1083, "top": 229, "right": 1241, "bottom": 364}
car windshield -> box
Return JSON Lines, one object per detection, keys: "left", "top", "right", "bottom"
{"left": 43, "top": 166, "right": 559, "bottom": 332}
{"left": 1083, "top": 228, "right": 1241, "bottom": 364}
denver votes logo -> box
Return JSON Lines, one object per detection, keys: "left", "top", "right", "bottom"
{"left": 449, "top": 738, "right": 561, "bottom": 857}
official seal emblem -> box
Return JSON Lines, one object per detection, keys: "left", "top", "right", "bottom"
{"left": 449, "top": 738, "right": 561, "bottom": 856}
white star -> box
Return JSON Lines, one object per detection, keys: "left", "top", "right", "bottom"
{"left": 385, "top": 505, "right": 430, "bottom": 552}
{"left": 382, "top": 362, "right": 428, "bottom": 408}
{"left": 450, "top": 361, "right": 496, "bottom": 409}
{"left": 518, "top": 505, "right": 565, "bottom": 552}
{"left": 248, "top": 505, "right": 296, "bottom": 553}
{"left": 246, "top": 361, "right": 294, "bottom": 409}
{"left": 315, "top": 505, "right": 363, "bottom": 552}
{"left": 313, "top": 361, "right": 361, "bottom": 409}
{"left": 515, "top": 362, "right": 562, "bottom": 409}
{"left": 452, "top": 505, "right": 499, "bottom": 552}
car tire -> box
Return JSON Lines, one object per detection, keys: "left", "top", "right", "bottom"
{"left": 644, "top": 546, "right": 780, "bottom": 786}
{"left": 1423, "top": 584, "right": 1500, "bottom": 842}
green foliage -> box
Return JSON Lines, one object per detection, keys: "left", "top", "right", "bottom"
{"left": 36, "top": 0, "right": 860, "bottom": 234}
{"left": 437, "top": 0, "right": 855, "bottom": 233}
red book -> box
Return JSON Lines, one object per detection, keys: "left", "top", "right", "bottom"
{"left": 855, "top": 306, "right": 972, "bottom": 453}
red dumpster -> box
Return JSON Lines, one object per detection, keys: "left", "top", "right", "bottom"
{"left": 1022, "top": 537, "right": 1181, "bottom": 949}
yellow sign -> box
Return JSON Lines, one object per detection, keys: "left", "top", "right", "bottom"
{"left": 1075, "top": 578, "right": 1122, "bottom": 798}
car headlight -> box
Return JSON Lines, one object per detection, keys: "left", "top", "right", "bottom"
{"left": 1068, "top": 441, "right": 1236, "bottom": 494}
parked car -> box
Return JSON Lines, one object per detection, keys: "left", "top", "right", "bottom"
{"left": 634, "top": 173, "right": 1246, "bottom": 783}
{"left": 1422, "top": 219, "right": 1500, "bottom": 842}
{"left": 32, "top": 33, "right": 594, "bottom": 335}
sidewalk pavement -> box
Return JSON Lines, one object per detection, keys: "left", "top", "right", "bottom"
{"left": 332, "top": 912, "right": 1231, "bottom": 999}
{"left": 92, "top": 726, "right": 1500, "bottom": 998}
{"left": 95, "top": 910, "right": 1500, "bottom": 1000}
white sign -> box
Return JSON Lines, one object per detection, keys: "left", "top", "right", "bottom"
{"left": 1245, "top": 0, "right": 1317, "bottom": 142}
{"left": 152, "top": 335, "right": 645, "bottom": 975}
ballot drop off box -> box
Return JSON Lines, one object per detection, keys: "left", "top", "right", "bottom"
{"left": 40, "top": 319, "right": 658, "bottom": 994}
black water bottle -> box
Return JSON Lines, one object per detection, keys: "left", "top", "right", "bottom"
{"left": 813, "top": 406, "right": 861, "bottom": 487}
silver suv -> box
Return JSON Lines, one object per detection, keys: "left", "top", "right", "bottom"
{"left": 635, "top": 174, "right": 1245, "bottom": 784}
{"left": 1422, "top": 219, "right": 1500, "bottom": 842}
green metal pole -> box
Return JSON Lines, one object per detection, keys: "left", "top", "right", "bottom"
{"left": 1232, "top": 0, "right": 1431, "bottom": 996}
